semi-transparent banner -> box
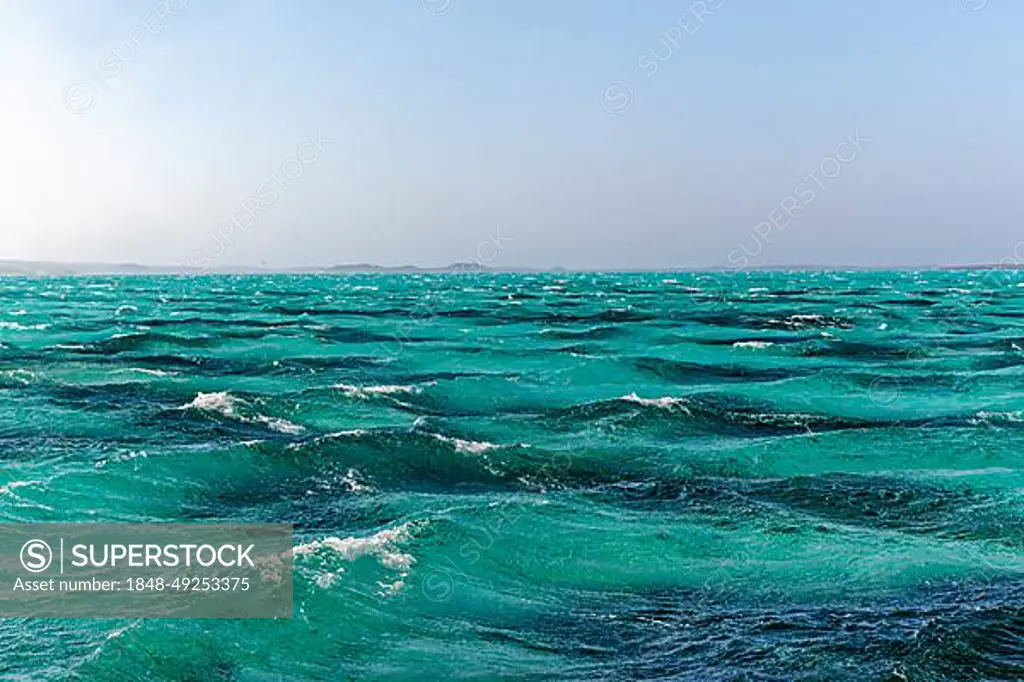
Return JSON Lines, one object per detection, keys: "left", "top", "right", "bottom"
{"left": 0, "top": 524, "right": 293, "bottom": 618}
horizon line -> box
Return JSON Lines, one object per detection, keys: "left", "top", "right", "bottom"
{"left": 1, "top": 258, "right": 1023, "bottom": 275}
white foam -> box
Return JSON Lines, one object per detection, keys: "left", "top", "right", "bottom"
{"left": 1, "top": 369, "right": 35, "bottom": 384}
{"left": 181, "top": 391, "right": 239, "bottom": 416}
{"left": 432, "top": 433, "right": 500, "bottom": 454}
{"left": 341, "top": 468, "right": 374, "bottom": 493}
{"left": 333, "top": 383, "right": 424, "bottom": 399}
{"left": 0, "top": 480, "right": 43, "bottom": 496}
{"left": 973, "top": 410, "right": 1024, "bottom": 424}
{"left": 733, "top": 340, "right": 774, "bottom": 349}
{"left": 325, "top": 429, "right": 370, "bottom": 438}
{"left": 0, "top": 321, "right": 49, "bottom": 331}
{"left": 620, "top": 393, "right": 691, "bottom": 411}
{"left": 95, "top": 450, "right": 148, "bottom": 469}
{"left": 294, "top": 522, "right": 419, "bottom": 576}
{"left": 256, "top": 416, "right": 306, "bottom": 434}
{"left": 315, "top": 572, "right": 342, "bottom": 588}
{"left": 181, "top": 391, "right": 304, "bottom": 434}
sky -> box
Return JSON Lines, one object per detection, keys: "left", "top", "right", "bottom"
{"left": 2, "top": 0, "right": 1023, "bottom": 270}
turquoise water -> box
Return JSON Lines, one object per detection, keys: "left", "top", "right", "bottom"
{"left": 1, "top": 271, "right": 1023, "bottom": 680}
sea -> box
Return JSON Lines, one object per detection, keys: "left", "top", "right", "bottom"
{"left": 0, "top": 270, "right": 1022, "bottom": 680}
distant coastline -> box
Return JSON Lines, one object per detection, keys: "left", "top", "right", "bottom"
{"left": 0, "top": 259, "right": 1021, "bottom": 276}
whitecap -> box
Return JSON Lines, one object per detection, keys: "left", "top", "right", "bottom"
{"left": 181, "top": 391, "right": 239, "bottom": 416}
{"left": 432, "top": 433, "right": 500, "bottom": 455}
{"left": 294, "top": 522, "right": 419, "bottom": 572}
{"left": 181, "top": 391, "right": 304, "bottom": 434}
{"left": 620, "top": 393, "right": 691, "bottom": 411}
{"left": 1, "top": 369, "right": 35, "bottom": 384}
{"left": 95, "top": 450, "right": 148, "bottom": 469}
{"left": 316, "top": 572, "right": 342, "bottom": 588}
{"left": 325, "top": 429, "right": 370, "bottom": 438}
{"left": 973, "top": 410, "right": 1024, "bottom": 424}
{"left": 0, "top": 479, "right": 43, "bottom": 496}
{"left": 0, "top": 321, "right": 49, "bottom": 331}
{"left": 341, "top": 468, "right": 374, "bottom": 493}
{"left": 255, "top": 415, "right": 305, "bottom": 435}
{"left": 333, "top": 383, "right": 425, "bottom": 399}
{"left": 733, "top": 340, "right": 774, "bottom": 349}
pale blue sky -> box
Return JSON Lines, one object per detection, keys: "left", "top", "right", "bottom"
{"left": 2, "top": 0, "right": 1022, "bottom": 269}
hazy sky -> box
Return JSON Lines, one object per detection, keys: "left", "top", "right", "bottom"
{"left": 2, "top": 0, "right": 1022, "bottom": 269}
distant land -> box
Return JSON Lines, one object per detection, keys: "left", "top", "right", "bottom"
{"left": 0, "top": 259, "right": 1021, "bottom": 276}
{"left": 0, "top": 260, "right": 532, "bottom": 276}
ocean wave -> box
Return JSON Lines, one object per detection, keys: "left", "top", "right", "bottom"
{"left": 0, "top": 321, "right": 49, "bottom": 331}
{"left": 732, "top": 340, "right": 775, "bottom": 349}
{"left": 631, "top": 356, "right": 799, "bottom": 383}
{"left": 971, "top": 410, "right": 1024, "bottom": 425}
{"left": 113, "top": 367, "right": 179, "bottom": 377}
{"left": 548, "top": 393, "right": 874, "bottom": 438}
{"left": 181, "top": 391, "right": 240, "bottom": 416}
{"left": 620, "top": 393, "right": 691, "bottom": 411}
{"left": 332, "top": 383, "right": 425, "bottom": 399}
{"left": 295, "top": 522, "right": 421, "bottom": 595}
{"left": 340, "top": 468, "right": 374, "bottom": 493}
{"left": 180, "top": 391, "right": 305, "bottom": 435}
{"left": 765, "top": 314, "right": 854, "bottom": 330}
{"left": 93, "top": 331, "right": 213, "bottom": 353}
{"left": 294, "top": 522, "right": 419, "bottom": 570}
{"left": 255, "top": 415, "right": 306, "bottom": 434}
{"left": 0, "top": 369, "right": 36, "bottom": 385}
{"left": 431, "top": 433, "right": 501, "bottom": 454}
{"left": 539, "top": 325, "right": 623, "bottom": 340}
{"left": 0, "top": 479, "right": 44, "bottom": 496}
